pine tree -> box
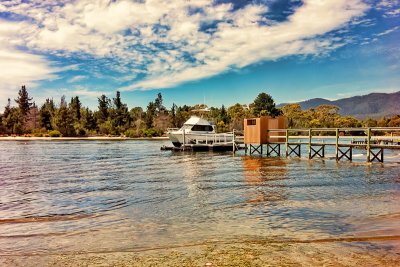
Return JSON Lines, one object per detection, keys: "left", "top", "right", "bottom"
{"left": 169, "top": 103, "right": 177, "bottom": 127}
{"left": 39, "top": 101, "right": 54, "bottom": 130}
{"left": 219, "top": 105, "right": 229, "bottom": 124}
{"left": 69, "top": 96, "right": 82, "bottom": 122}
{"left": 15, "top": 85, "right": 33, "bottom": 116}
{"left": 145, "top": 101, "right": 156, "bottom": 129}
{"left": 82, "top": 107, "right": 97, "bottom": 131}
{"left": 2, "top": 99, "right": 13, "bottom": 133}
{"left": 112, "top": 91, "right": 129, "bottom": 132}
{"left": 252, "top": 92, "right": 282, "bottom": 117}
{"left": 154, "top": 92, "right": 165, "bottom": 113}
{"left": 54, "top": 96, "right": 74, "bottom": 136}
{"left": 97, "top": 94, "right": 110, "bottom": 123}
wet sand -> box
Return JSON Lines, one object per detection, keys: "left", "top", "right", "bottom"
{"left": 2, "top": 240, "right": 399, "bottom": 267}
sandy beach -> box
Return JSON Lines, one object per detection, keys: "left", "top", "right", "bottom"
{"left": 1, "top": 240, "right": 399, "bottom": 267}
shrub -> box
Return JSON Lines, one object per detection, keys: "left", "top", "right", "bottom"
{"left": 76, "top": 128, "right": 86, "bottom": 136}
{"left": 32, "top": 128, "right": 47, "bottom": 137}
{"left": 124, "top": 129, "right": 139, "bottom": 138}
{"left": 142, "top": 128, "right": 163, "bottom": 137}
{"left": 13, "top": 123, "right": 23, "bottom": 135}
{"left": 48, "top": 130, "right": 62, "bottom": 137}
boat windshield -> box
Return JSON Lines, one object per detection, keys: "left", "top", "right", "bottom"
{"left": 191, "top": 125, "right": 213, "bottom": 131}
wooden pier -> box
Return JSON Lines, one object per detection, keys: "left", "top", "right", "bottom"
{"left": 246, "top": 127, "right": 400, "bottom": 163}
{"left": 162, "top": 125, "right": 400, "bottom": 162}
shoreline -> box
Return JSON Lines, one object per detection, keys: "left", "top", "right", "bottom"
{"left": 0, "top": 136, "right": 169, "bottom": 141}
{"left": 1, "top": 240, "right": 399, "bottom": 267}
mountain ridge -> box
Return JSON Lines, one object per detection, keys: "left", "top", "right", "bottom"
{"left": 278, "top": 91, "right": 400, "bottom": 119}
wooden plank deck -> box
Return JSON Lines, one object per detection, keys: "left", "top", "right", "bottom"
{"left": 247, "top": 127, "right": 400, "bottom": 162}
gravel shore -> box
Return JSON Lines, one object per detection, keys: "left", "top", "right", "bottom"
{"left": 2, "top": 240, "right": 399, "bottom": 267}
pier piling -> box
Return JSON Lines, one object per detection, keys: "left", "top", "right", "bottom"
{"left": 263, "top": 127, "right": 400, "bottom": 163}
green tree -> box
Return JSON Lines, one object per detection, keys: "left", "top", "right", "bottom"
{"left": 111, "top": 91, "right": 129, "bottom": 132}
{"left": 82, "top": 107, "right": 97, "bottom": 131}
{"left": 335, "top": 116, "right": 359, "bottom": 128}
{"left": 69, "top": 96, "right": 82, "bottom": 122}
{"left": 169, "top": 103, "right": 178, "bottom": 127}
{"left": 53, "top": 96, "right": 74, "bottom": 136}
{"left": 97, "top": 94, "right": 110, "bottom": 124}
{"left": 39, "top": 99, "right": 55, "bottom": 130}
{"left": 281, "top": 103, "right": 308, "bottom": 128}
{"left": 15, "top": 85, "right": 33, "bottom": 116}
{"left": 311, "top": 105, "right": 339, "bottom": 128}
{"left": 218, "top": 105, "right": 229, "bottom": 124}
{"left": 39, "top": 104, "right": 53, "bottom": 130}
{"left": 252, "top": 92, "right": 282, "bottom": 117}
{"left": 2, "top": 98, "right": 23, "bottom": 134}
{"left": 154, "top": 92, "right": 165, "bottom": 113}
{"left": 145, "top": 101, "right": 156, "bottom": 129}
{"left": 363, "top": 118, "right": 377, "bottom": 127}
{"left": 175, "top": 105, "right": 191, "bottom": 127}
{"left": 0, "top": 110, "right": 3, "bottom": 133}
{"left": 388, "top": 115, "right": 400, "bottom": 127}
{"left": 129, "top": 107, "right": 144, "bottom": 134}
{"left": 129, "top": 107, "right": 143, "bottom": 121}
{"left": 227, "top": 103, "right": 246, "bottom": 130}
{"left": 2, "top": 99, "right": 12, "bottom": 133}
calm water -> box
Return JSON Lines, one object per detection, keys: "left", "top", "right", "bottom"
{"left": 0, "top": 140, "right": 399, "bottom": 255}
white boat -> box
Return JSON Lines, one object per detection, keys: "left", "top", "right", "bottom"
{"left": 167, "top": 116, "right": 233, "bottom": 147}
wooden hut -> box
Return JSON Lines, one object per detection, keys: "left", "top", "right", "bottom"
{"left": 244, "top": 116, "right": 287, "bottom": 144}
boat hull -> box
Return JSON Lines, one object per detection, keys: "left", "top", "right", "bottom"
{"left": 167, "top": 131, "right": 233, "bottom": 147}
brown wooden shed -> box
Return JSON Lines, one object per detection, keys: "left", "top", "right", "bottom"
{"left": 244, "top": 116, "right": 287, "bottom": 144}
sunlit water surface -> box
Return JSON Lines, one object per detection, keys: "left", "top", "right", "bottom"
{"left": 0, "top": 140, "right": 399, "bottom": 255}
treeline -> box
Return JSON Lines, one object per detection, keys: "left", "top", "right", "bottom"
{"left": 0, "top": 86, "right": 399, "bottom": 137}
{"left": 282, "top": 104, "right": 400, "bottom": 128}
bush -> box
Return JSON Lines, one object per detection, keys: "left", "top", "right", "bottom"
{"left": 48, "top": 130, "right": 62, "bottom": 137}
{"left": 124, "top": 129, "right": 139, "bottom": 138}
{"left": 76, "top": 128, "right": 86, "bottom": 136}
{"left": 142, "top": 128, "right": 163, "bottom": 137}
{"left": 13, "top": 123, "right": 23, "bottom": 135}
{"left": 32, "top": 128, "right": 47, "bottom": 137}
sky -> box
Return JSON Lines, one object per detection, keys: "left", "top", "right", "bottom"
{"left": 0, "top": 0, "right": 399, "bottom": 111}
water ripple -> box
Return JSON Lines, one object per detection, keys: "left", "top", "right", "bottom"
{"left": 0, "top": 140, "right": 399, "bottom": 255}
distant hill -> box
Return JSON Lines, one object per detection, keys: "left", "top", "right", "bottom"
{"left": 278, "top": 91, "right": 400, "bottom": 119}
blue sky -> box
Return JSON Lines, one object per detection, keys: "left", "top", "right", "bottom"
{"left": 0, "top": 0, "right": 399, "bottom": 110}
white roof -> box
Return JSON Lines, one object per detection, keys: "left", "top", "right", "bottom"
{"left": 184, "top": 116, "right": 211, "bottom": 126}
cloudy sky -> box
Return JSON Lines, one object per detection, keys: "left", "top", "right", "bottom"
{"left": 0, "top": 0, "right": 399, "bottom": 110}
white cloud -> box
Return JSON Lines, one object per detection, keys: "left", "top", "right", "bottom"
{"left": 385, "top": 8, "right": 400, "bottom": 17}
{"left": 0, "top": 20, "right": 60, "bottom": 110}
{"left": 376, "top": 25, "right": 400, "bottom": 36}
{"left": 122, "top": 0, "right": 369, "bottom": 90}
{"left": 72, "top": 88, "right": 110, "bottom": 97}
{"left": 376, "top": 0, "right": 400, "bottom": 17}
{"left": 1, "top": 0, "right": 370, "bottom": 97}
{"left": 377, "top": 0, "right": 399, "bottom": 9}
{"left": 67, "top": 75, "right": 86, "bottom": 83}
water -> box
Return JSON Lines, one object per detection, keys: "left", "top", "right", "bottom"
{"left": 0, "top": 140, "right": 399, "bottom": 255}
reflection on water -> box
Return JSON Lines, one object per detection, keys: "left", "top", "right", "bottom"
{"left": 0, "top": 140, "right": 399, "bottom": 255}
{"left": 242, "top": 156, "right": 287, "bottom": 203}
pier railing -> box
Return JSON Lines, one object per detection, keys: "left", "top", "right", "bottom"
{"left": 246, "top": 127, "right": 400, "bottom": 162}
{"left": 183, "top": 131, "right": 236, "bottom": 145}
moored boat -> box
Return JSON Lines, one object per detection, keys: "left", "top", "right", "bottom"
{"left": 167, "top": 116, "right": 233, "bottom": 147}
